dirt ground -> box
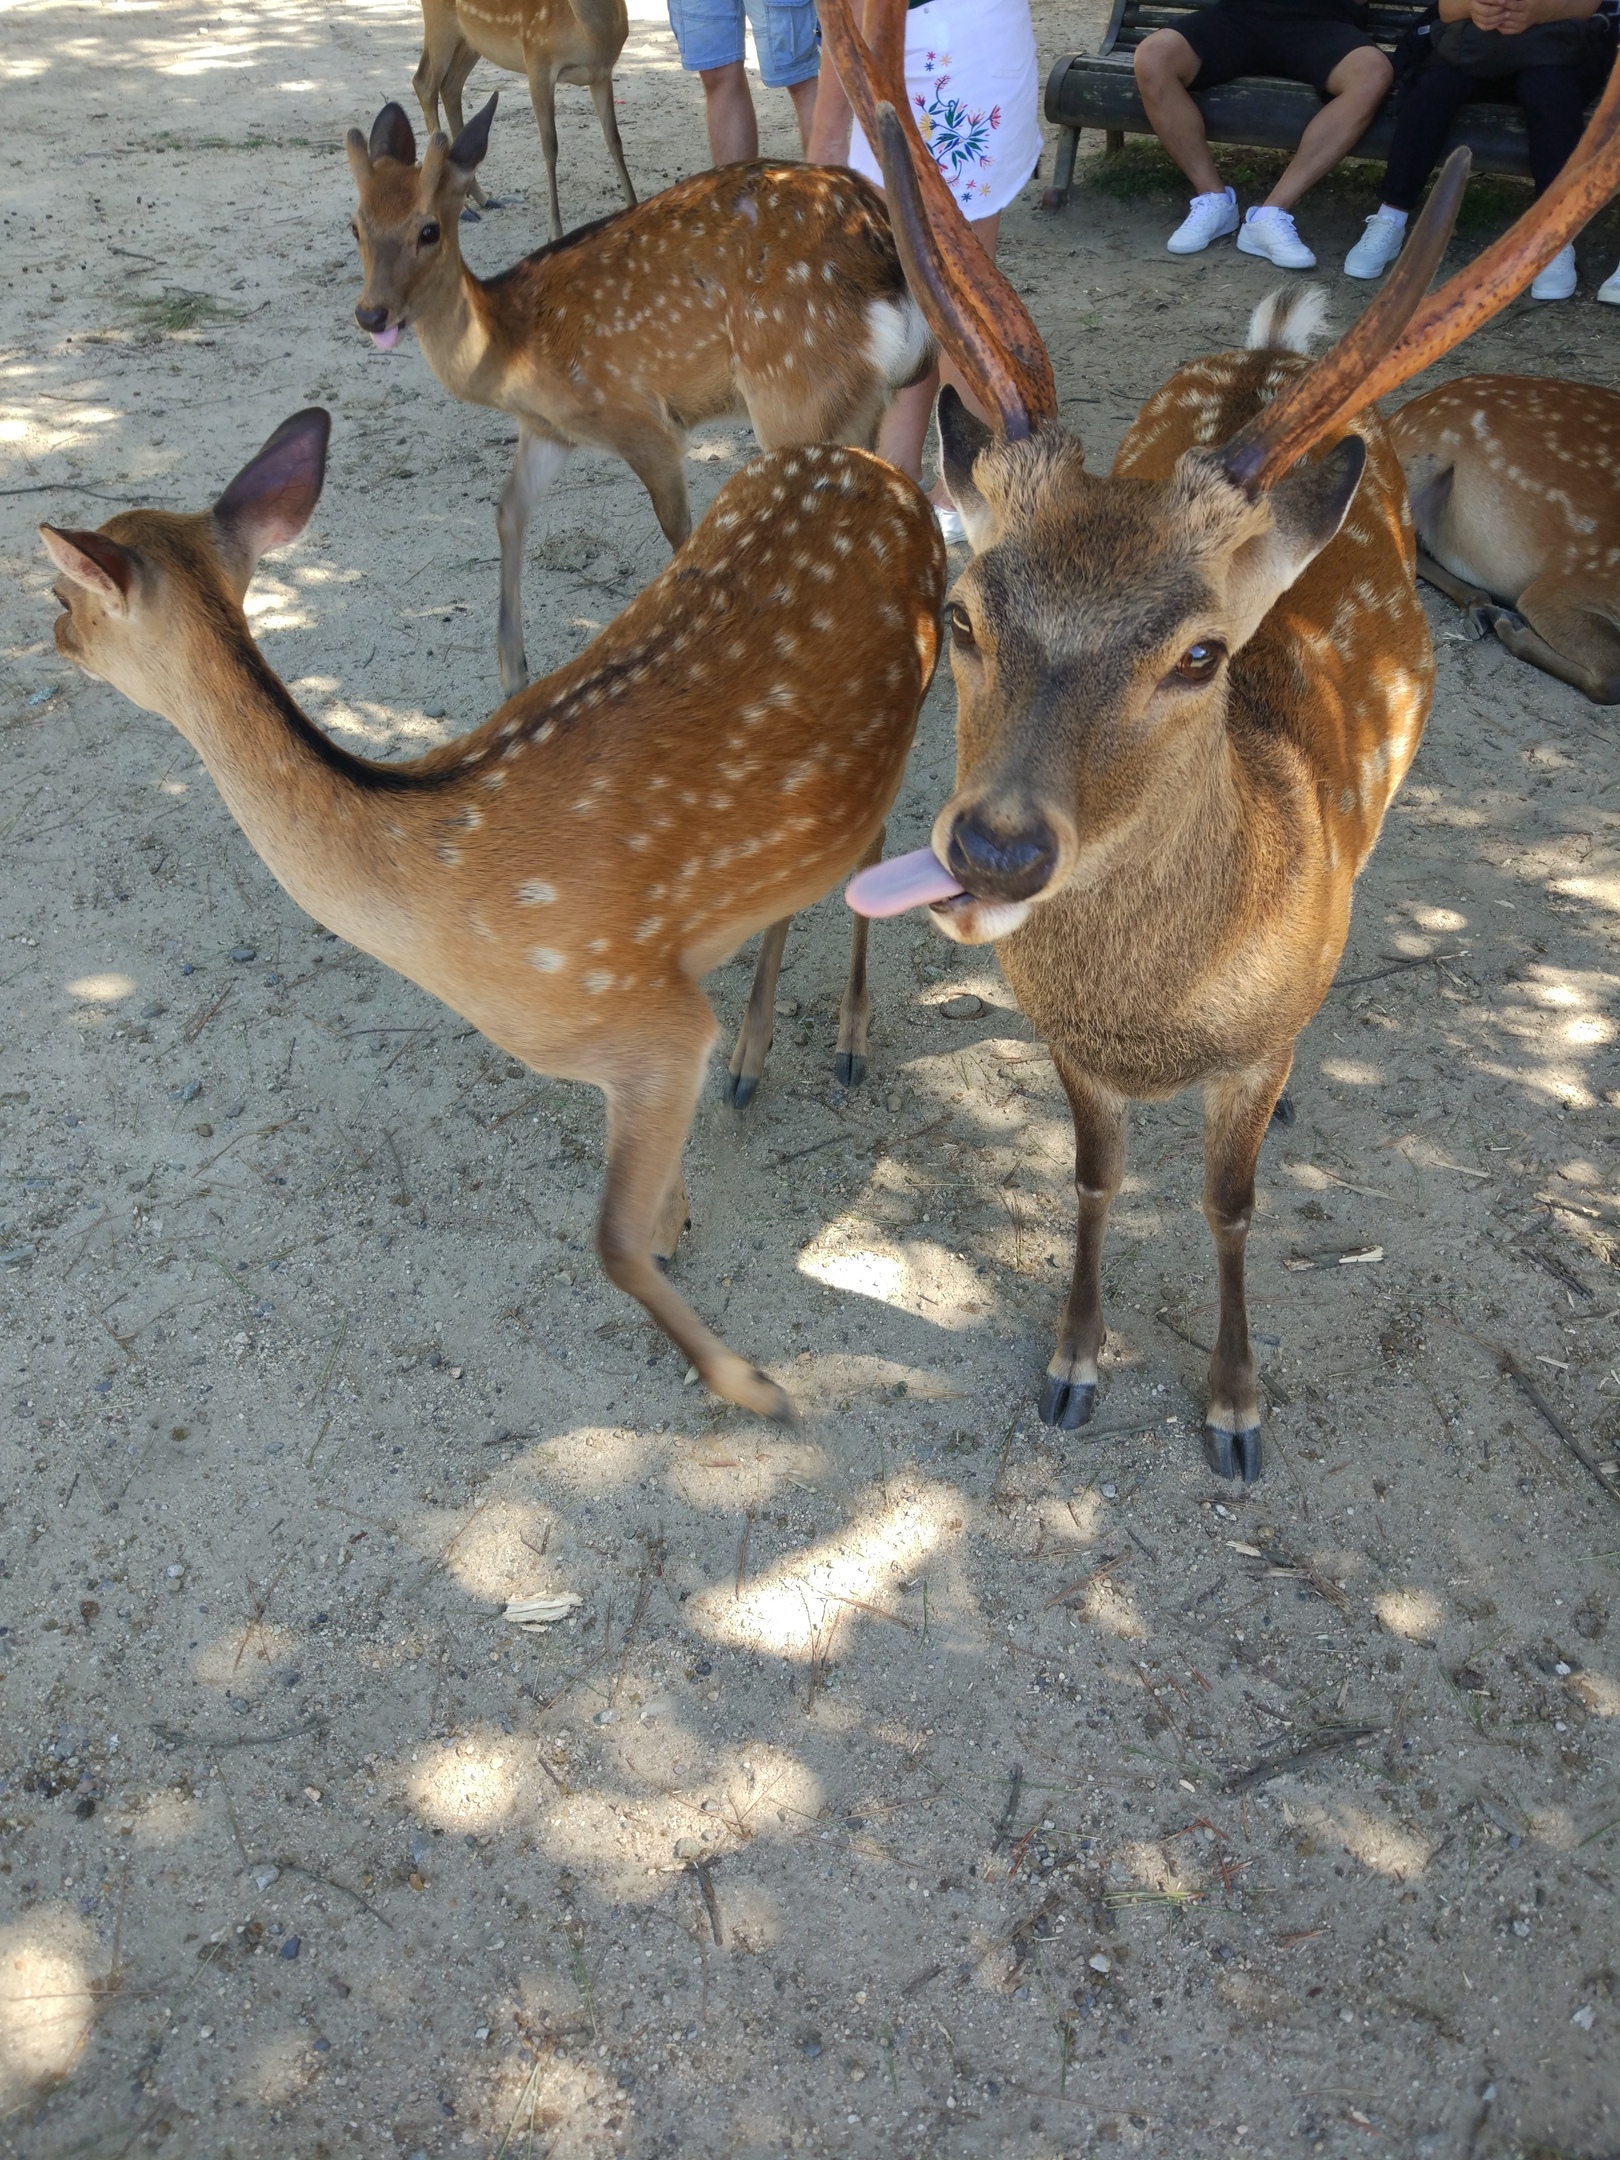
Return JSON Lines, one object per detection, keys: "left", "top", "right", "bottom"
{"left": 3, "top": 2, "right": 1620, "bottom": 2156}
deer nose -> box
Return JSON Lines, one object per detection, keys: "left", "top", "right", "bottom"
{"left": 354, "top": 303, "right": 390, "bottom": 334}
{"left": 945, "top": 810, "right": 1059, "bottom": 903}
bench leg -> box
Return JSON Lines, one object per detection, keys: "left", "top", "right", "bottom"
{"left": 1105, "top": 128, "right": 1125, "bottom": 156}
{"left": 1041, "top": 124, "right": 1080, "bottom": 210}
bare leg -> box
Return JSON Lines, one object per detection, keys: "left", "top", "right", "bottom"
{"left": 1200, "top": 1056, "right": 1292, "bottom": 1482}
{"left": 615, "top": 426, "right": 693, "bottom": 550}
{"left": 699, "top": 60, "right": 760, "bottom": 164}
{"left": 525, "top": 57, "right": 564, "bottom": 241}
{"left": 1264, "top": 47, "right": 1393, "bottom": 211}
{"left": 597, "top": 1030, "right": 795, "bottom": 1420}
{"left": 589, "top": 73, "right": 637, "bottom": 211}
{"left": 1133, "top": 29, "right": 1222, "bottom": 197}
{"left": 787, "top": 73, "right": 818, "bottom": 154}
{"left": 1039, "top": 1051, "right": 1128, "bottom": 1432}
{"left": 835, "top": 825, "right": 884, "bottom": 1087}
{"left": 496, "top": 427, "right": 572, "bottom": 696}
{"left": 725, "top": 917, "right": 790, "bottom": 1110}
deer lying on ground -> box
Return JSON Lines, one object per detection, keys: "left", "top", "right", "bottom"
{"left": 1389, "top": 376, "right": 1620, "bottom": 705}
{"left": 413, "top": 0, "right": 635, "bottom": 240}
{"left": 40, "top": 416, "right": 945, "bottom": 1422}
{"left": 348, "top": 93, "right": 936, "bottom": 1105}
{"left": 829, "top": 0, "right": 1620, "bottom": 1481}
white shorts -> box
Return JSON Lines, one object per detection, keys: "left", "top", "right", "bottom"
{"left": 844, "top": 0, "right": 1043, "bottom": 220}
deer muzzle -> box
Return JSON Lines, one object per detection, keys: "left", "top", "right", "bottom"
{"left": 942, "top": 807, "right": 1060, "bottom": 904}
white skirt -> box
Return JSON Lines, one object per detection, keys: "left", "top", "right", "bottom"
{"left": 844, "top": 0, "right": 1043, "bottom": 221}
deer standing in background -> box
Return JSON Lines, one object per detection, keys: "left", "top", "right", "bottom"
{"left": 828, "top": 0, "right": 1620, "bottom": 1482}
{"left": 40, "top": 416, "right": 945, "bottom": 1422}
{"left": 348, "top": 94, "right": 936, "bottom": 1104}
{"left": 1390, "top": 376, "right": 1620, "bottom": 705}
{"left": 413, "top": 0, "right": 635, "bottom": 240}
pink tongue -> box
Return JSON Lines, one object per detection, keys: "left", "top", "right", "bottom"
{"left": 845, "top": 846, "right": 965, "bottom": 919}
{"left": 371, "top": 325, "right": 401, "bottom": 351}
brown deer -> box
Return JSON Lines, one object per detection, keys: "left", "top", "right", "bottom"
{"left": 413, "top": 0, "right": 635, "bottom": 241}
{"left": 1389, "top": 376, "right": 1620, "bottom": 706}
{"left": 348, "top": 92, "right": 936, "bottom": 1105}
{"left": 40, "top": 415, "right": 945, "bottom": 1423}
{"left": 828, "top": 0, "right": 1620, "bottom": 1482}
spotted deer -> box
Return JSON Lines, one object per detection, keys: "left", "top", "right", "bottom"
{"left": 829, "top": 0, "right": 1620, "bottom": 1481}
{"left": 413, "top": 0, "right": 635, "bottom": 240}
{"left": 1389, "top": 376, "right": 1620, "bottom": 705}
{"left": 40, "top": 416, "right": 945, "bottom": 1422}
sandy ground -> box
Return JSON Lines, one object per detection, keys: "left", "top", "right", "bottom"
{"left": 2, "top": 2, "right": 1620, "bottom": 2156}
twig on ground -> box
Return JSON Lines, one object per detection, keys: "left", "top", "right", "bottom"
{"left": 1224, "top": 1724, "right": 1380, "bottom": 1793}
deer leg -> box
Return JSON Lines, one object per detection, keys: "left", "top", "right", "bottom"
{"left": 1413, "top": 546, "right": 1496, "bottom": 614}
{"left": 412, "top": 0, "right": 460, "bottom": 134}
{"left": 496, "top": 427, "right": 571, "bottom": 696}
{"left": 1200, "top": 1057, "right": 1292, "bottom": 1483}
{"left": 525, "top": 59, "right": 565, "bottom": 243}
{"left": 616, "top": 427, "right": 693, "bottom": 551}
{"left": 835, "top": 824, "right": 884, "bottom": 1087}
{"left": 724, "top": 917, "right": 790, "bottom": 1111}
{"left": 1039, "top": 1052, "right": 1128, "bottom": 1432}
{"left": 588, "top": 72, "right": 637, "bottom": 212}
{"left": 1480, "top": 573, "right": 1620, "bottom": 705}
{"left": 598, "top": 1037, "right": 795, "bottom": 1422}
{"left": 441, "top": 40, "right": 489, "bottom": 205}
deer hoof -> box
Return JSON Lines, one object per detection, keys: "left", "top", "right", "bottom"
{"left": 834, "top": 1050, "right": 867, "bottom": 1088}
{"left": 1204, "top": 1422, "right": 1262, "bottom": 1484}
{"left": 723, "top": 1069, "right": 760, "bottom": 1111}
{"left": 1270, "top": 1091, "right": 1295, "bottom": 1127}
{"left": 1039, "top": 1374, "right": 1096, "bottom": 1430}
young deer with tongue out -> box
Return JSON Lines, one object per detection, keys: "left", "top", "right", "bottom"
{"left": 832, "top": 0, "right": 1620, "bottom": 1483}
{"left": 41, "top": 413, "right": 945, "bottom": 1423}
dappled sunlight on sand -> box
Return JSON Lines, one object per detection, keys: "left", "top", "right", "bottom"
{"left": 799, "top": 1224, "right": 992, "bottom": 1331}
{"left": 688, "top": 1483, "right": 963, "bottom": 1660}
{"left": 191, "top": 1621, "right": 301, "bottom": 1691}
{"left": 1374, "top": 1588, "right": 1445, "bottom": 1643}
{"left": 411, "top": 1727, "right": 524, "bottom": 1833}
{"left": 0, "top": 1910, "right": 99, "bottom": 2109}
{"left": 1290, "top": 1800, "right": 1436, "bottom": 1881}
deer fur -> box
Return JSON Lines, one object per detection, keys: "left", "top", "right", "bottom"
{"left": 413, "top": 0, "right": 635, "bottom": 238}
{"left": 1390, "top": 374, "right": 1620, "bottom": 705}
{"left": 41, "top": 412, "right": 945, "bottom": 1423}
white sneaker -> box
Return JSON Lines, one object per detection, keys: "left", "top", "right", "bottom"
{"left": 1237, "top": 205, "right": 1317, "bottom": 270}
{"left": 1344, "top": 209, "right": 1406, "bottom": 280}
{"left": 1599, "top": 258, "right": 1620, "bottom": 304}
{"left": 1529, "top": 244, "right": 1577, "bottom": 301}
{"left": 933, "top": 500, "right": 967, "bottom": 545}
{"left": 1167, "top": 188, "right": 1239, "bottom": 255}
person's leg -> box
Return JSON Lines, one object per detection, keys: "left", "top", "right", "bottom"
{"left": 1133, "top": 28, "right": 1222, "bottom": 195}
{"left": 1376, "top": 56, "right": 1474, "bottom": 212}
{"left": 786, "top": 70, "right": 817, "bottom": 152}
{"left": 1514, "top": 63, "right": 1587, "bottom": 196}
{"left": 1263, "top": 43, "right": 1393, "bottom": 210}
{"left": 878, "top": 212, "right": 1002, "bottom": 495}
{"left": 699, "top": 59, "right": 760, "bottom": 163}
{"left": 744, "top": 1, "right": 820, "bottom": 153}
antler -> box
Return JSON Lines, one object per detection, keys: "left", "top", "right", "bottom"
{"left": 818, "top": 0, "right": 1057, "bottom": 439}
{"left": 1226, "top": 47, "right": 1620, "bottom": 493}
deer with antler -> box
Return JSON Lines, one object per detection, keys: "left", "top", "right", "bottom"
{"left": 40, "top": 417, "right": 945, "bottom": 1423}
{"left": 347, "top": 92, "right": 937, "bottom": 1105}
{"left": 413, "top": 0, "right": 635, "bottom": 241}
{"left": 829, "top": 0, "right": 1620, "bottom": 1482}
{"left": 1389, "top": 375, "right": 1620, "bottom": 705}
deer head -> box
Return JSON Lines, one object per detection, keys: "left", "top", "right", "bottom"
{"left": 346, "top": 95, "right": 496, "bottom": 348}
{"left": 40, "top": 410, "right": 329, "bottom": 732}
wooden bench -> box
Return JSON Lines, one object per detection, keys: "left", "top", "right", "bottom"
{"left": 1042, "top": 0, "right": 1540, "bottom": 205}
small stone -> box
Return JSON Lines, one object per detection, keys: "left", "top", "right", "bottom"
{"left": 424, "top": 705, "right": 447, "bottom": 721}
{"left": 408, "top": 1872, "right": 426, "bottom": 1893}
{"left": 1088, "top": 1953, "right": 1112, "bottom": 1974}
{"left": 279, "top": 1935, "right": 300, "bottom": 1959}
{"left": 674, "top": 1838, "right": 701, "bottom": 1860}
{"left": 254, "top": 1865, "right": 280, "bottom": 1891}
{"left": 1101, "top": 1483, "right": 1118, "bottom": 1499}
{"left": 774, "top": 998, "right": 799, "bottom": 1017}
{"left": 1573, "top": 2004, "right": 1597, "bottom": 2030}
{"left": 409, "top": 1831, "right": 433, "bottom": 1867}
{"left": 169, "top": 1080, "right": 201, "bottom": 1103}
{"left": 594, "top": 1708, "right": 617, "bottom": 1726}
{"left": 1554, "top": 1661, "right": 1571, "bottom": 1676}
{"left": 193, "top": 1121, "right": 213, "bottom": 1138}
{"left": 229, "top": 946, "right": 256, "bottom": 963}
{"left": 940, "top": 993, "right": 983, "bottom": 1020}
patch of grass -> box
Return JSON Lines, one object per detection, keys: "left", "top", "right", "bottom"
{"left": 132, "top": 288, "right": 239, "bottom": 335}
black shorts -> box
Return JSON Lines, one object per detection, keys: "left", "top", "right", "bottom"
{"left": 1177, "top": 5, "right": 1379, "bottom": 97}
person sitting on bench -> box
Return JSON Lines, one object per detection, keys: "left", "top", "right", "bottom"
{"left": 1343, "top": 0, "right": 1614, "bottom": 296}
{"left": 1134, "top": 0, "right": 1393, "bottom": 267}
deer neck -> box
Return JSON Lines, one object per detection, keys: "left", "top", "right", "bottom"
{"left": 410, "top": 252, "right": 501, "bottom": 400}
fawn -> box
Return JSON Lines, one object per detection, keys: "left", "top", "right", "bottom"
{"left": 1390, "top": 375, "right": 1620, "bottom": 705}
{"left": 41, "top": 415, "right": 945, "bottom": 1422}
{"left": 412, "top": 0, "right": 635, "bottom": 241}
{"left": 830, "top": 0, "right": 1620, "bottom": 1480}
{"left": 347, "top": 96, "right": 934, "bottom": 698}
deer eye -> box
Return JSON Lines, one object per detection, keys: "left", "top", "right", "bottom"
{"left": 418, "top": 221, "right": 440, "bottom": 247}
{"left": 948, "top": 602, "right": 976, "bottom": 648}
{"left": 1173, "top": 639, "right": 1225, "bottom": 683}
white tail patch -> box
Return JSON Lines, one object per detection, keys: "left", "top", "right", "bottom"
{"left": 1246, "top": 286, "right": 1330, "bottom": 355}
{"left": 866, "top": 292, "right": 935, "bottom": 393}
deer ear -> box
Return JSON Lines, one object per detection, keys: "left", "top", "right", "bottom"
{"left": 1224, "top": 433, "right": 1367, "bottom": 640}
{"left": 937, "top": 387, "right": 999, "bottom": 554}
{"left": 345, "top": 126, "right": 372, "bottom": 185}
{"left": 369, "top": 101, "right": 417, "bottom": 167}
{"left": 212, "top": 409, "right": 331, "bottom": 566}
{"left": 40, "top": 525, "right": 136, "bottom": 609}
{"left": 449, "top": 92, "right": 497, "bottom": 179}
